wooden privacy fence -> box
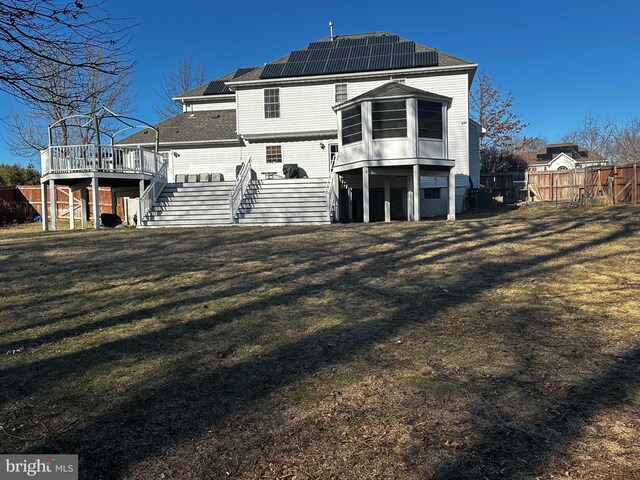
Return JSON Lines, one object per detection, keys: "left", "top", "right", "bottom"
{"left": 528, "top": 163, "right": 640, "bottom": 204}
{"left": 480, "top": 172, "right": 527, "bottom": 203}
{"left": 1, "top": 185, "right": 124, "bottom": 219}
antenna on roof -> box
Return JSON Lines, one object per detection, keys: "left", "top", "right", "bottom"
{"left": 329, "top": 21, "right": 334, "bottom": 41}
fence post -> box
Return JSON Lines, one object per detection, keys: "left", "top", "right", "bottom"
{"left": 634, "top": 163, "right": 638, "bottom": 205}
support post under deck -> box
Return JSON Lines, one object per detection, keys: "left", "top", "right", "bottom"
{"left": 91, "top": 177, "right": 100, "bottom": 229}
{"left": 362, "top": 167, "right": 370, "bottom": 223}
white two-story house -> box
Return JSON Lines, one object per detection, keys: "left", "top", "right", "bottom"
{"left": 113, "top": 31, "right": 481, "bottom": 227}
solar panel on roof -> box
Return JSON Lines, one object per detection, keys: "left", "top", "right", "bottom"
{"left": 281, "top": 62, "right": 306, "bottom": 76}
{"left": 308, "top": 48, "right": 331, "bottom": 61}
{"left": 347, "top": 56, "right": 369, "bottom": 72}
{"left": 260, "top": 63, "right": 285, "bottom": 78}
{"left": 325, "top": 58, "right": 350, "bottom": 74}
{"left": 233, "top": 67, "right": 257, "bottom": 78}
{"left": 391, "top": 54, "right": 414, "bottom": 68}
{"left": 328, "top": 47, "right": 351, "bottom": 60}
{"left": 414, "top": 51, "right": 438, "bottom": 67}
{"left": 371, "top": 43, "right": 394, "bottom": 56}
{"left": 303, "top": 61, "right": 326, "bottom": 75}
{"left": 393, "top": 42, "right": 416, "bottom": 54}
{"left": 202, "top": 80, "right": 232, "bottom": 95}
{"left": 308, "top": 41, "right": 332, "bottom": 49}
{"left": 351, "top": 45, "right": 371, "bottom": 57}
{"left": 288, "top": 50, "right": 310, "bottom": 62}
{"left": 259, "top": 35, "right": 439, "bottom": 79}
{"left": 369, "top": 55, "right": 393, "bottom": 70}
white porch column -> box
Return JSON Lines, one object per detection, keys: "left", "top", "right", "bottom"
{"left": 447, "top": 168, "right": 456, "bottom": 221}
{"left": 80, "top": 188, "right": 88, "bottom": 229}
{"left": 139, "top": 179, "right": 145, "bottom": 197}
{"left": 384, "top": 178, "right": 391, "bottom": 222}
{"left": 412, "top": 164, "right": 420, "bottom": 222}
{"left": 407, "top": 173, "right": 413, "bottom": 221}
{"left": 49, "top": 179, "right": 57, "bottom": 231}
{"left": 138, "top": 179, "right": 145, "bottom": 227}
{"left": 41, "top": 182, "right": 48, "bottom": 231}
{"left": 69, "top": 187, "right": 75, "bottom": 230}
{"left": 91, "top": 177, "right": 100, "bottom": 229}
{"left": 362, "top": 167, "right": 370, "bottom": 223}
{"left": 348, "top": 187, "right": 353, "bottom": 221}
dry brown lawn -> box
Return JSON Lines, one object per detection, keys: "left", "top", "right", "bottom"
{"left": 0, "top": 205, "right": 639, "bottom": 479}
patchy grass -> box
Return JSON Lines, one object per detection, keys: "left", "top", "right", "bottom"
{"left": 1, "top": 205, "right": 639, "bottom": 479}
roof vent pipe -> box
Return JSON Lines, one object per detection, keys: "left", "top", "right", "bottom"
{"left": 329, "top": 21, "right": 334, "bottom": 41}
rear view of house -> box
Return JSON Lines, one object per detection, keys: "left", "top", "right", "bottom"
{"left": 41, "top": 31, "right": 480, "bottom": 228}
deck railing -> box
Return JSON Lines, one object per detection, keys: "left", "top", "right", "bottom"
{"left": 326, "top": 153, "right": 339, "bottom": 222}
{"left": 41, "top": 145, "right": 163, "bottom": 176}
{"left": 137, "top": 162, "right": 168, "bottom": 226}
{"left": 229, "top": 157, "right": 252, "bottom": 223}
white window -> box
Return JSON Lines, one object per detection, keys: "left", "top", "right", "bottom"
{"left": 266, "top": 145, "right": 282, "bottom": 163}
{"left": 335, "top": 84, "right": 348, "bottom": 103}
{"left": 264, "top": 88, "right": 280, "bottom": 118}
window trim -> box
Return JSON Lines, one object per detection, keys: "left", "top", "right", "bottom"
{"left": 265, "top": 144, "right": 282, "bottom": 163}
{"left": 335, "top": 83, "right": 348, "bottom": 103}
{"left": 264, "top": 88, "right": 280, "bottom": 119}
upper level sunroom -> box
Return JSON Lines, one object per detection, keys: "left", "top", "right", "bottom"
{"left": 332, "top": 82, "right": 454, "bottom": 172}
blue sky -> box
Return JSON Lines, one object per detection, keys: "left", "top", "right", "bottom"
{"left": 1, "top": 0, "right": 638, "bottom": 165}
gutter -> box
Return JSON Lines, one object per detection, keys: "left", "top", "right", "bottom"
{"left": 227, "top": 64, "right": 478, "bottom": 89}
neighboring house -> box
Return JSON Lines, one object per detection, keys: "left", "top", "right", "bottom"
{"left": 523, "top": 143, "right": 605, "bottom": 172}
{"left": 41, "top": 31, "right": 480, "bottom": 229}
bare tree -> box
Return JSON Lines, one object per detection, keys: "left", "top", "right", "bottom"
{"left": 2, "top": 48, "right": 134, "bottom": 159}
{"left": 512, "top": 135, "right": 549, "bottom": 153}
{"left": 0, "top": 0, "right": 134, "bottom": 108}
{"left": 470, "top": 73, "right": 528, "bottom": 150}
{"left": 614, "top": 117, "right": 640, "bottom": 164}
{"left": 560, "top": 111, "right": 618, "bottom": 162}
{"left": 154, "top": 57, "right": 208, "bottom": 119}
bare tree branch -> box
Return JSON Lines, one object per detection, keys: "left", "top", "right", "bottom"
{"left": 0, "top": 0, "right": 135, "bottom": 108}
{"left": 154, "top": 57, "right": 208, "bottom": 120}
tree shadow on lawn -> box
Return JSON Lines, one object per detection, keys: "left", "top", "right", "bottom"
{"left": 0, "top": 210, "right": 638, "bottom": 479}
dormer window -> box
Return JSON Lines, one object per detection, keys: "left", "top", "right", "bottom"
{"left": 372, "top": 100, "right": 407, "bottom": 139}
{"left": 417, "top": 100, "right": 443, "bottom": 140}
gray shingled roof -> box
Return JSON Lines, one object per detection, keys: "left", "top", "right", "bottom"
{"left": 177, "top": 67, "right": 259, "bottom": 98}
{"left": 174, "top": 33, "right": 475, "bottom": 98}
{"left": 118, "top": 110, "right": 238, "bottom": 145}
{"left": 347, "top": 82, "right": 452, "bottom": 105}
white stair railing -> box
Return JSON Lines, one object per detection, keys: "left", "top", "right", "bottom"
{"left": 326, "top": 153, "right": 339, "bottom": 222}
{"left": 229, "top": 157, "right": 253, "bottom": 223}
{"left": 137, "top": 162, "right": 168, "bottom": 226}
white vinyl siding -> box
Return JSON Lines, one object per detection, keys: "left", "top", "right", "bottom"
{"left": 235, "top": 72, "right": 470, "bottom": 182}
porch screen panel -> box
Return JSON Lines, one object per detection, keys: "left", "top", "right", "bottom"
{"left": 341, "top": 106, "right": 362, "bottom": 145}
{"left": 418, "top": 100, "right": 443, "bottom": 139}
{"left": 372, "top": 100, "right": 407, "bottom": 139}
